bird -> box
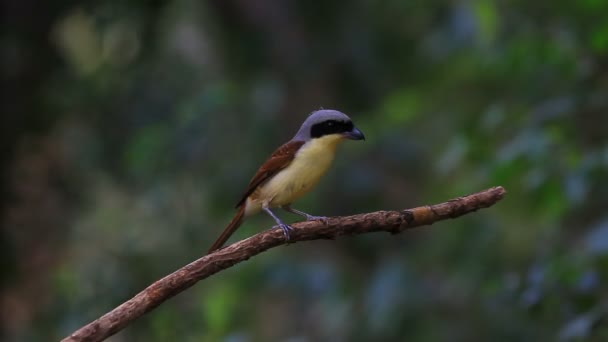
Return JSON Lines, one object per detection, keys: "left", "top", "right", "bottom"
{"left": 207, "top": 109, "right": 365, "bottom": 253}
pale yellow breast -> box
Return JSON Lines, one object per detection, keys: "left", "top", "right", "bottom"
{"left": 245, "top": 135, "right": 343, "bottom": 215}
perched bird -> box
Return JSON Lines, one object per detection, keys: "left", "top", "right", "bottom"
{"left": 208, "top": 109, "right": 365, "bottom": 253}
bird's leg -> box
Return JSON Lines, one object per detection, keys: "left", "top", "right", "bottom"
{"left": 262, "top": 206, "right": 293, "bottom": 240}
{"left": 282, "top": 205, "right": 328, "bottom": 224}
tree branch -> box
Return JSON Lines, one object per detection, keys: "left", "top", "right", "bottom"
{"left": 62, "top": 186, "right": 506, "bottom": 342}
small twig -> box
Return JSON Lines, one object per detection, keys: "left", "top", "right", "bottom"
{"left": 62, "top": 186, "right": 506, "bottom": 342}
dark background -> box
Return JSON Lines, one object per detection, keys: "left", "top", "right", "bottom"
{"left": 2, "top": 0, "right": 608, "bottom": 341}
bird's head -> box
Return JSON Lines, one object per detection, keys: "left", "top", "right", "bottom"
{"left": 293, "top": 109, "right": 365, "bottom": 142}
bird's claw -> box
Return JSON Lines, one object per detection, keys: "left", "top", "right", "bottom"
{"left": 275, "top": 223, "right": 293, "bottom": 240}
{"left": 306, "top": 215, "right": 329, "bottom": 224}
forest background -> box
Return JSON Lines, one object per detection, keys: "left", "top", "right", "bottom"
{"left": 2, "top": 0, "right": 608, "bottom": 340}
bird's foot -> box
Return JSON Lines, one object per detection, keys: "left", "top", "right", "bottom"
{"left": 275, "top": 223, "right": 294, "bottom": 240}
{"left": 305, "top": 215, "right": 329, "bottom": 224}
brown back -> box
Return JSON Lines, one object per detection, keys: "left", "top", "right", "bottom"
{"left": 236, "top": 140, "right": 305, "bottom": 208}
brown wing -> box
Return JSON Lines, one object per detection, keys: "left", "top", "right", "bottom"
{"left": 235, "top": 140, "right": 305, "bottom": 208}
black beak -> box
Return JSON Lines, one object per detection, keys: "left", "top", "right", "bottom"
{"left": 344, "top": 127, "right": 365, "bottom": 140}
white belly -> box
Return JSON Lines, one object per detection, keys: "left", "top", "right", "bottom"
{"left": 245, "top": 135, "right": 343, "bottom": 216}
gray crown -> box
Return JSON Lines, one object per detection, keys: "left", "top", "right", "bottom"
{"left": 293, "top": 109, "right": 351, "bottom": 141}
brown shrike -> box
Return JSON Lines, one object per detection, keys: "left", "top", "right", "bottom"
{"left": 208, "top": 109, "right": 365, "bottom": 253}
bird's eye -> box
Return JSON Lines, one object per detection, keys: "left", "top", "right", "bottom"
{"left": 327, "top": 121, "right": 334, "bottom": 126}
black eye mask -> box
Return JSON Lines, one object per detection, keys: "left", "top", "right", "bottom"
{"left": 310, "top": 120, "right": 354, "bottom": 138}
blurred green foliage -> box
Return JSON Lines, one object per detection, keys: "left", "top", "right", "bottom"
{"left": 2, "top": 0, "right": 608, "bottom": 341}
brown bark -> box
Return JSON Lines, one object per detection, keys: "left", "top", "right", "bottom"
{"left": 62, "top": 186, "right": 506, "bottom": 342}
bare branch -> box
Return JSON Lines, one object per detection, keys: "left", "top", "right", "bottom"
{"left": 62, "top": 186, "right": 506, "bottom": 342}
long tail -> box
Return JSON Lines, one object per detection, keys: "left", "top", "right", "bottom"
{"left": 208, "top": 206, "right": 245, "bottom": 253}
